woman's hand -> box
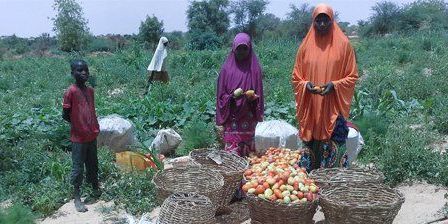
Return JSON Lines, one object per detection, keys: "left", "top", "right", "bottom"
{"left": 306, "top": 82, "right": 322, "bottom": 94}
{"left": 245, "top": 90, "right": 259, "bottom": 101}
{"left": 233, "top": 88, "right": 244, "bottom": 98}
{"left": 320, "top": 82, "right": 334, "bottom": 95}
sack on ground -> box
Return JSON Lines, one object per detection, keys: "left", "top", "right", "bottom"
{"left": 151, "top": 129, "right": 182, "bottom": 155}
{"left": 255, "top": 120, "right": 300, "bottom": 154}
{"left": 98, "top": 114, "right": 137, "bottom": 152}
{"left": 343, "top": 127, "right": 364, "bottom": 167}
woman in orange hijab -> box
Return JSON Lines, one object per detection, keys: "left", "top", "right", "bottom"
{"left": 292, "top": 4, "right": 358, "bottom": 172}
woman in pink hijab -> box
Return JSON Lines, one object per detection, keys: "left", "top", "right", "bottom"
{"left": 216, "top": 33, "right": 264, "bottom": 157}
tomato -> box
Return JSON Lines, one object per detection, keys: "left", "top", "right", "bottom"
{"left": 266, "top": 177, "right": 276, "bottom": 186}
{"left": 262, "top": 182, "right": 270, "bottom": 189}
{"left": 255, "top": 185, "right": 265, "bottom": 195}
{"left": 277, "top": 179, "right": 285, "bottom": 186}
{"left": 244, "top": 169, "right": 253, "bottom": 176}
{"left": 297, "top": 191, "right": 304, "bottom": 199}
{"left": 274, "top": 189, "right": 283, "bottom": 199}
{"left": 293, "top": 181, "right": 299, "bottom": 191}
{"left": 242, "top": 183, "right": 251, "bottom": 192}
{"left": 306, "top": 192, "right": 313, "bottom": 202}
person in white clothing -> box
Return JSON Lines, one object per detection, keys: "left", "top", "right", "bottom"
{"left": 145, "top": 37, "right": 169, "bottom": 94}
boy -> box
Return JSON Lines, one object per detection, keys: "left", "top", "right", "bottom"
{"left": 62, "top": 60, "right": 100, "bottom": 212}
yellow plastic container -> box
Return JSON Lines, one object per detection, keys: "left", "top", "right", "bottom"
{"left": 116, "top": 151, "right": 156, "bottom": 171}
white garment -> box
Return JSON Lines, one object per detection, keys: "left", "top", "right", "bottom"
{"left": 147, "top": 37, "right": 168, "bottom": 72}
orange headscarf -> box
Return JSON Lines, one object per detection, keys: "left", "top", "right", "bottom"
{"left": 292, "top": 4, "right": 358, "bottom": 142}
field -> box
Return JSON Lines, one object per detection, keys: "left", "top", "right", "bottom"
{"left": 1, "top": 31, "right": 448, "bottom": 218}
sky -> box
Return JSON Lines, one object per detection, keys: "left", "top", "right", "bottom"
{"left": 0, "top": 0, "right": 417, "bottom": 37}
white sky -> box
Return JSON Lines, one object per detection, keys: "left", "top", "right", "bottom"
{"left": 0, "top": 0, "right": 417, "bottom": 37}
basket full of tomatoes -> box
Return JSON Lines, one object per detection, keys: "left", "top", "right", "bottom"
{"left": 243, "top": 148, "right": 319, "bottom": 224}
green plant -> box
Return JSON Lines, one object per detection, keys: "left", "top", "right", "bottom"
{"left": 52, "top": 0, "right": 90, "bottom": 52}
{"left": 0, "top": 204, "right": 36, "bottom": 224}
{"left": 178, "top": 116, "right": 217, "bottom": 156}
{"left": 138, "top": 15, "right": 164, "bottom": 49}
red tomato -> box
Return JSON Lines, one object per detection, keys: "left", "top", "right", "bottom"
{"left": 242, "top": 183, "right": 251, "bottom": 192}
{"left": 255, "top": 185, "right": 265, "bottom": 195}
{"left": 293, "top": 181, "right": 299, "bottom": 191}
{"left": 277, "top": 179, "right": 285, "bottom": 186}
{"left": 263, "top": 182, "right": 270, "bottom": 189}
{"left": 306, "top": 193, "right": 313, "bottom": 202}
{"left": 274, "top": 189, "right": 283, "bottom": 199}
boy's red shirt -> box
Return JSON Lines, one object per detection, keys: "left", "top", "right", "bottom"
{"left": 63, "top": 84, "right": 100, "bottom": 143}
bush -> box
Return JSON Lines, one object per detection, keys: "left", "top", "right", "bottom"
{"left": 88, "top": 38, "right": 116, "bottom": 52}
{"left": 399, "top": 0, "right": 448, "bottom": 31}
{"left": 187, "top": 31, "right": 223, "bottom": 50}
{"left": 377, "top": 118, "right": 440, "bottom": 186}
{"left": 360, "top": 0, "right": 448, "bottom": 37}
{"left": 432, "top": 96, "right": 448, "bottom": 134}
{"left": 359, "top": 1, "right": 401, "bottom": 37}
{"left": 178, "top": 116, "right": 217, "bottom": 156}
{"left": 0, "top": 204, "right": 36, "bottom": 224}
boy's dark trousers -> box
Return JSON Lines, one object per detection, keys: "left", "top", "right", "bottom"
{"left": 71, "top": 139, "right": 99, "bottom": 192}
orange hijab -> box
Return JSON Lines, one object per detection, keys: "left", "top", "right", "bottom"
{"left": 292, "top": 4, "right": 358, "bottom": 142}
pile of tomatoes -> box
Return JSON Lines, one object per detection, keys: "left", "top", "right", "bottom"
{"left": 243, "top": 148, "right": 319, "bottom": 204}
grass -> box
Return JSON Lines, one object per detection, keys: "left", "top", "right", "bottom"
{"left": 0, "top": 31, "right": 447, "bottom": 218}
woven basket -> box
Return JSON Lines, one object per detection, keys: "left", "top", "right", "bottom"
{"left": 157, "top": 193, "right": 216, "bottom": 224}
{"left": 320, "top": 183, "right": 405, "bottom": 224}
{"left": 190, "top": 149, "right": 249, "bottom": 214}
{"left": 152, "top": 166, "right": 224, "bottom": 208}
{"left": 309, "top": 167, "right": 385, "bottom": 190}
{"left": 247, "top": 195, "right": 318, "bottom": 224}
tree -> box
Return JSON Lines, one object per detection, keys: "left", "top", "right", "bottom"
{"left": 230, "top": 0, "right": 269, "bottom": 38}
{"left": 138, "top": 15, "right": 164, "bottom": 49}
{"left": 256, "top": 13, "right": 281, "bottom": 39}
{"left": 399, "top": 0, "right": 448, "bottom": 31}
{"left": 284, "top": 3, "right": 314, "bottom": 38}
{"left": 187, "top": 0, "right": 230, "bottom": 50}
{"left": 52, "top": 0, "right": 90, "bottom": 52}
{"left": 33, "top": 33, "right": 55, "bottom": 56}
{"left": 370, "top": 1, "right": 401, "bottom": 35}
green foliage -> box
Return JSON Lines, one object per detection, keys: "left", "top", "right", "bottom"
{"left": 98, "top": 149, "right": 158, "bottom": 214}
{"left": 399, "top": 0, "right": 448, "bottom": 31}
{"left": 360, "top": 0, "right": 448, "bottom": 37}
{"left": 187, "top": 0, "right": 230, "bottom": 50}
{"left": 430, "top": 96, "right": 448, "bottom": 134}
{"left": 186, "top": 31, "right": 223, "bottom": 50}
{"left": 88, "top": 37, "right": 116, "bottom": 52}
{"left": 229, "top": 0, "right": 269, "bottom": 38}
{"left": 52, "top": 0, "right": 90, "bottom": 52}
{"left": 164, "top": 31, "right": 185, "bottom": 50}
{"left": 256, "top": 13, "right": 281, "bottom": 39}
{"left": 376, "top": 118, "right": 442, "bottom": 186}
{"left": 360, "top": 1, "right": 401, "bottom": 36}
{"left": 0, "top": 204, "right": 36, "bottom": 224}
{"left": 284, "top": 3, "right": 314, "bottom": 38}
{"left": 138, "top": 15, "right": 164, "bottom": 49}
{"left": 179, "top": 116, "right": 217, "bottom": 156}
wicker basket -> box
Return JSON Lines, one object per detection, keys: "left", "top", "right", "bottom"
{"left": 157, "top": 193, "right": 216, "bottom": 224}
{"left": 152, "top": 166, "right": 224, "bottom": 208}
{"left": 320, "top": 183, "right": 405, "bottom": 224}
{"left": 247, "top": 195, "right": 318, "bottom": 224}
{"left": 190, "top": 149, "right": 249, "bottom": 214}
{"left": 309, "top": 167, "right": 385, "bottom": 190}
